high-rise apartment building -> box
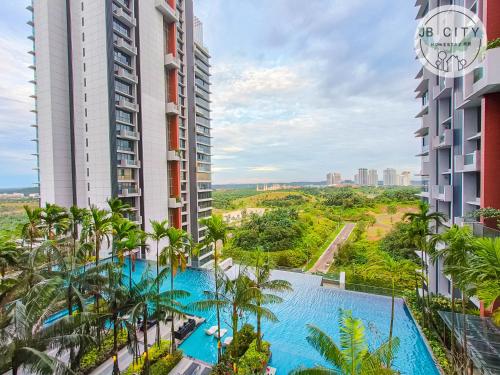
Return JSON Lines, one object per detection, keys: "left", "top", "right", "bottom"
{"left": 326, "top": 172, "right": 341, "bottom": 186}
{"left": 368, "top": 169, "right": 378, "bottom": 186}
{"left": 383, "top": 168, "right": 397, "bottom": 186}
{"left": 28, "top": 0, "right": 213, "bottom": 266}
{"left": 398, "top": 171, "right": 411, "bottom": 187}
{"left": 414, "top": 0, "right": 500, "bottom": 300}
{"left": 357, "top": 168, "right": 368, "bottom": 186}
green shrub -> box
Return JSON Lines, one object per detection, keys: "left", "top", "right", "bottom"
{"left": 237, "top": 339, "right": 270, "bottom": 374}
{"left": 122, "top": 340, "right": 171, "bottom": 375}
{"left": 150, "top": 351, "right": 183, "bottom": 375}
{"left": 79, "top": 329, "right": 128, "bottom": 373}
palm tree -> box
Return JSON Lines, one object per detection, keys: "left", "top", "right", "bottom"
{"left": 290, "top": 310, "right": 400, "bottom": 375}
{"left": 81, "top": 206, "right": 113, "bottom": 346}
{"left": 252, "top": 250, "right": 292, "bottom": 352}
{"left": 113, "top": 217, "right": 139, "bottom": 263}
{"left": 366, "top": 254, "right": 416, "bottom": 367}
{"left": 40, "top": 204, "right": 69, "bottom": 272}
{"left": 404, "top": 201, "right": 446, "bottom": 326}
{"left": 100, "top": 262, "right": 131, "bottom": 375}
{"left": 429, "top": 225, "right": 473, "bottom": 370}
{"left": 69, "top": 206, "right": 88, "bottom": 259}
{"left": 117, "top": 229, "right": 146, "bottom": 290}
{"left": 194, "top": 269, "right": 275, "bottom": 360}
{"left": 107, "top": 197, "right": 132, "bottom": 221}
{"left": 159, "top": 226, "right": 191, "bottom": 353}
{"left": 148, "top": 219, "right": 169, "bottom": 347}
{"left": 0, "top": 236, "right": 18, "bottom": 279}
{"left": 0, "top": 278, "right": 93, "bottom": 375}
{"left": 127, "top": 267, "right": 189, "bottom": 375}
{"left": 199, "top": 215, "right": 228, "bottom": 361}
{"left": 21, "top": 205, "right": 42, "bottom": 253}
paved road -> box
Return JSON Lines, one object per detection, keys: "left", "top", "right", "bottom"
{"left": 309, "top": 223, "right": 356, "bottom": 274}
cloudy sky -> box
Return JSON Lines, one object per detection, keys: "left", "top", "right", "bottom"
{"left": 0, "top": 0, "right": 421, "bottom": 188}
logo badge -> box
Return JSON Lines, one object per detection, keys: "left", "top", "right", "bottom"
{"left": 415, "top": 5, "right": 486, "bottom": 77}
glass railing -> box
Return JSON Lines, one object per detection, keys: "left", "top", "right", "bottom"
{"left": 473, "top": 67, "right": 484, "bottom": 84}
{"left": 464, "top": 153, "right": 475, "bottom": 165}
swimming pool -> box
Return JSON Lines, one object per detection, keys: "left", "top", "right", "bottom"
{"left": 124, "top": 259, "right": 439, "bottom": 375}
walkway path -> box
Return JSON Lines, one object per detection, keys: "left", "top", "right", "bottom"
{"left": 308, "top": 223, "right": 356, "bottom": 274}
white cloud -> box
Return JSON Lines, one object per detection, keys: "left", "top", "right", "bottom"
{"left": 248, "top": 166, "right": 279, "bottom": 172}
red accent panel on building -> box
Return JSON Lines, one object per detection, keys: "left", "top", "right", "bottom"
{"left": 167, "top": 0, "right": 175, "bottom": 10}
{"left": 480, "top": 94, "right": 500, "bottom": 217}
{"left": 484, "top": 0, "right": 500, "bottom": 39}
{"left": 168, "top": 23, "right": 177, "bottom": 56}
{"left": 168, "top": 69, "right": 178, "bottom": 103}
{"left": 168, "top": 117, "right": 179, "bottom": 149}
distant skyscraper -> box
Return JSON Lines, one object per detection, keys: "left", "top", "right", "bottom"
{"left": 326, "top": 172, "right": 342, "bottom": 186}
{"left": 368, "top": 169, "right": 378, "bottom": 186}
{"left": 398, "top": 171, "right": 411, "bottom": 186}
{"left": 354, "top": 173, "right": 359, "bottom": 185}
{"left": 358, "top": 168, "right": 368, "bottom": 186}
{"left": 333, "top": 172, "right": 342, "bottom": 185}
{"left": 383, "top": 168, "right": 397, "bottom": 186}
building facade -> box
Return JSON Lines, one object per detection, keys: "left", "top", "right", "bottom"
{"left": 368, "top": 169, "right": 378, "bottom": 186}
{"left": 28, "top": 0, "right": 213, "bottom": 266}
{"left": 357, "top": 168, "right": 368, "bottom": 186}
{"left": 383, "top": 168, "right": 397, "bottom": 186}
{"left": 326, "top": 172, "right": 342, "bottom": 186}
{"left": 398, "top": 171, "right": 411, "bottom": 186}
{"left": 414, "top": 0, "right": 500, "bottom": 298}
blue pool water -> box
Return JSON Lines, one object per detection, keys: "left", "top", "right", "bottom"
{"left": 124, "top": 259, "right": 439, "bottom": 375}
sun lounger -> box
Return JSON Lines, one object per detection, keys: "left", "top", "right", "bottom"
{"left": 214, "top": 328, "right": 227, "bottom": 338}
{"left": 204, "top": 325, "right": 218, "bottom": 335}
{"left": 222, "top": 336, "right": 233, "bottom": 347}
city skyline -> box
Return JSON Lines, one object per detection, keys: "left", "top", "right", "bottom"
{"left": 0, "top": 0, "right": 421, "bottom": 188}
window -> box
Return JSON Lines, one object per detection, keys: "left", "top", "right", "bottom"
{"left": 115, "top": 93, "right": 132, "bottom": 103}
{"left": 114, "top": 49, "right": 131, "bottom": 66}
{"left": 113, "top": 19, "right": 130, "bottom": 37}
{"left": 116, "top": 109, "right": 132, "bottom": 124}
{"left": 115, "top": 79, "right": 132, "bottom": 95}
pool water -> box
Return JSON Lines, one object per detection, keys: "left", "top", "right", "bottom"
{"left": 124, "top": 259, "right": 439, "bottom": 375}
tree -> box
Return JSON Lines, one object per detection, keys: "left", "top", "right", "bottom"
{"left": 429, "top": 225, "right": 473, "bottom": 370}
{"left": 148, "top": 219, "right": 169, "bottom": 347}
{"left": 252, "top": 250, "right": 292, "bottom": 352}
{"left": 194, "top": 269, "right": 275, "bottom": 361}
{"left": 199, "top": 215, "right": 228, "bottom": 362}
{"left": 0, "top": 279, "right": 93, "bottom": 375}
{"left": 40, "top": 204, "right": 69, "bottom": 272}
{"left": 81, "top": 206, "right": 113, "bottom": 346}
{"left": 21, "top": 205, "right": 42, "bottom": 253}
{"left": 159, "top": 226, "right": 191, "bottom": 353}
{"left": 290, "top": 310, "right": 400, "bottom": 375}
{"left": 366, "top": 254, "right": 416, "bottom": 367}
{"left": 127, "top": 267, "right": 189, "bottom": 375}
{"left": 0, "top": 237, "right": 18, "bottom": 279}
{"left": 107, "top": 197, "right": 132, "bottom": 221}
{"left": 403, "top": 201, "right": 446, "bottom": 327}
{"left": 386, "top": 205, "right": 397, "bottom": 224}
{"left": 68, "top": 206, "right": 88, "bottom": 259}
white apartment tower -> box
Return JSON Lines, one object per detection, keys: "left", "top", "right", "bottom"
{"left": 357, "top": 168, "right": 368, "bottom": 186}
{"left": 28, "top": 0, "right": 213, "bottom": 266}
{"left": 368, "top": 169, "right": 378, "bottom": 186}
{"left": 383, "top": 168, "right": 397, "bottom": 186}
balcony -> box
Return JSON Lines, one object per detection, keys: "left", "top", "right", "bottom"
{"left": 416, "top": 144, "right": 430, "bottom": 157}
{"left": 415, "top": 104, "right": 429, "bottom": 118}
{"left": 164, "top": 53, "right": 180, "bottom": 70}
{"left": 166, "top": 102, "right": 180, "bottom": 115}
{"left": 118, "top": 129, "right": 140, "bottom": 140}
{"left": 114, "top": 38, "right": 137, "bottom": 56}
{"left": 113, "top": 7, "right": 136, "bottom": 27}
{"left": 167, "top": 150, "right": 181, "bottom": 161}
{"left": 417, "top": 185, "right": 430, "bottom": 198}
{"left": 466, "top": 197, "right": 481, "bottom": 206}
{"left": 432, "top": 185, "right": 453, "bottom": 202}
{"left": 432, "top": 77, "right": 453, "bottom": 100}
{"left": 464, "top": 222, "right": 500, "bottom": 238}
{"left": 155, "top": 0, "right": 178, "bottom": 23}
{"left": 116, "top": 99, "right": 139, "bottom": 112}
{"left": 455, "top": 151, "right": 481, "bottom": 173}
{"left": 119, "top": 159, "right": 141, "bottom": 168}
{"left": 115, "top": 67, "right": 138, "bottom": 84}
{"left": 467, "top": 47, "right": 500, "bottom": 99}
{"left": 168, "top": 197, "right": 182, "bottom": 209}
{"left": 432, "top": 129, "right": 453, "bottom": 149}
{"left": 118, "top": 187, "right": 141, "bottom": 197}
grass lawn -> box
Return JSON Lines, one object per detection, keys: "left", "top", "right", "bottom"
{"left": 0, "top": 199, "right": 37, "bottom": 237}
{"left": 365, "top": 204, "right": 417, "bottom": 241}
